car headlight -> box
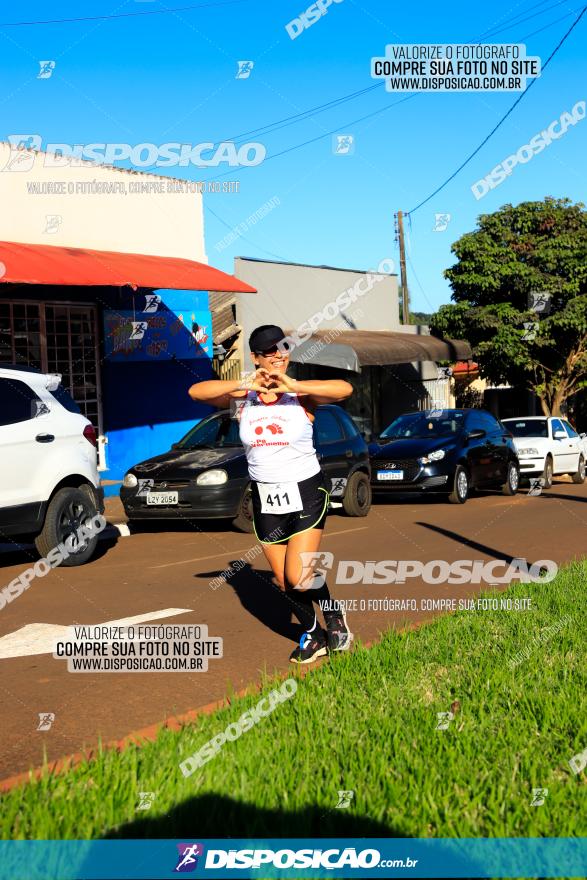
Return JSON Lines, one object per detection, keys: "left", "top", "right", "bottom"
{"left": 517, "top": 447, "right": 540, "bottom": 457}
{"left": 123, "top": 472, "right": 138, "bottom": 488}
{"left": 196, "top": 469, "right": 228, "bottom": 486}
{"left": 419, "top": 449, "right": 446, "bottom": 464}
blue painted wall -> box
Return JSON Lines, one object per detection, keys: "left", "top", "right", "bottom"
{"left": 101, "top": 289, "right": 215, "bottom": 495}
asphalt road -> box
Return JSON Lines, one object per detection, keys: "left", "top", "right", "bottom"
{"left": 0, "top": 478, "right": 585, "bottom": 782}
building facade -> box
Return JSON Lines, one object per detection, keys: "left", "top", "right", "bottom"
{"left": 0, "top": 144, "right": 254, "bottom": 494}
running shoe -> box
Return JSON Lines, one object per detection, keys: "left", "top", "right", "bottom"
{"left": 324, "top": 609, "right": 353, "bottom": 652}
{"left": 289, "top": 630, "right": 328, "bottom": 664}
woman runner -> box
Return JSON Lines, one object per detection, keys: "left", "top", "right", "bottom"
{"left": 189, "top": 324, "right": 353, "bottom": 664}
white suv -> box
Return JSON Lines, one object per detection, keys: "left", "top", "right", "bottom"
{"left": 0, "top": 365, "right": 104, "bottom": 565}
{"left": 502, "top": 416, "right": 586, "bottom": 488}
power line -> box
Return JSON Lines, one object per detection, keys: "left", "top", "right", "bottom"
{"left": 208, "top": 93, "right": 418, "bottom": 180}
{"left": 205, "top": 203, "right": 289, "bottom": 261}
{"left": 519, "top": 6, "right": 585, "bottom": 40}
{"left": 407, "top": 5, "right": 587, "bottom": 216}
{"left": 223, "top": 84, "right": 383, "bottom": 144}
{"left": 0, "top": 0, "right": 253, "bottom": 27}
{"left": 221, "top": 0, "right": 566, "bottom": 147}
{"left": 208, "top": 2, "right": 577, "bottom": 178}
{"left": 472, "top": 0, "right": 555, "bottom": 40}
{"left": 472, "top": 0, "right": 570, "bottom": 41}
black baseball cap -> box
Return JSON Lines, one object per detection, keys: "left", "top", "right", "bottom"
{"left": 249, "top": 324, "right": 288, "bottom": 353}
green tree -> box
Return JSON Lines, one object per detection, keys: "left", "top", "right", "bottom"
{"left": 432, "top": 198, "right": 587, "bottom": 415}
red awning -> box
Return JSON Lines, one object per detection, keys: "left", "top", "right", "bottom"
{"left": 0, "top": 240, "right": 256, "bottom": 293}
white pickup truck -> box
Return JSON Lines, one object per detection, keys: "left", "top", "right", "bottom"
{"left": 501, "top": 416, "right": 586, "bottom": 488}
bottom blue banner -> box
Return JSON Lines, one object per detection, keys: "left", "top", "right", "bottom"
{"left": 0, "top": 838, "right": 584, "bottom": 879}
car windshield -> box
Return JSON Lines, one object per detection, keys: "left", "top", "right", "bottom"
{"left": 176, "top": 415, "right": 242, "bottom": 449}
{"left": 380, "top": 412, "right": 466, "bottom": 440}
{"left": 503, "top": 419, "right": 548, "bottom": 438}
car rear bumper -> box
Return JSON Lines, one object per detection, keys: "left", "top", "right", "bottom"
{"left": 120, "top": 479, "right": 247, "bottom": 519}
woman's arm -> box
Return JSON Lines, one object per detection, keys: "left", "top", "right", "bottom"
{"left": 268, "top": 373, "right": 353, "bottom": 405}
{"left": 188, "top": 369, "right": 270, "bottom": 408}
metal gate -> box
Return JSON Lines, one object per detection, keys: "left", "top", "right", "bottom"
{"left": 0, "top": 300, "right": 103, "bottom": 433}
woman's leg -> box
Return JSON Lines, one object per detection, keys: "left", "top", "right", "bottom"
{"left": 260, "top": 539, "right": 316, "bottom": 632}
{"left": 259, "top": 541, "right": 287, "bottom": 590}
{"left": 286, "top": 528, "right": 352, "bottom": 653}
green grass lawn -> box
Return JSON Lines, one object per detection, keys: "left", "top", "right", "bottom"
{"left": 2, "top": 561, "right": 586, "bottom": 840}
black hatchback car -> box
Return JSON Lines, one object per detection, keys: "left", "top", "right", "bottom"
{"left": 120, "top": 405, "right": 371, "bottom": 531}
{"left": 369, "top": 408, "right": 519, "bottom": 504}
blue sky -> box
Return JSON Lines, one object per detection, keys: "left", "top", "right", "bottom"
{"left": 1, "top": 0, "right": 585, "bottom": 312}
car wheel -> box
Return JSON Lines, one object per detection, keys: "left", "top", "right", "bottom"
{"left": 542, "top": 455, "right": 553, "bottom": 489}
{"left": 342, "top": 471, "right": 372, "bottom": 517}
{"left": 232, "top": 483, "right": 254, "bottom": 533}
{"left": 572, "top": 455, "right": 586, "bottom": 484}
{"left": 448, "top": 465, "right": 469, "bottom": 504}
{"left": 501, "top": 460, "right": 519, "bottom": 495}
{"left": 34, "top": 486, "right": 100, "bottom": 567}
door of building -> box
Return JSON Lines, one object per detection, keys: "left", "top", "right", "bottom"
{"left": 0, "top": 300, "right": 102, "bottom": 434}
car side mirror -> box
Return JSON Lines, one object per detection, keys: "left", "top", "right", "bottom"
{"left": 467, "top": 429, "right": 486, "bottom": 440}
{"left": 553, "top": 430, "right": 566, "bottom": 440}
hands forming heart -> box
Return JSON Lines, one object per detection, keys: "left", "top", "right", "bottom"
{"left": 250, "top": 368, "right": 295, "bottom": 394}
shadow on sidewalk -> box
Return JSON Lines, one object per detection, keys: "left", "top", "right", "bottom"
{"left": 197, "top": 562, "right": 303, "bottom": 644}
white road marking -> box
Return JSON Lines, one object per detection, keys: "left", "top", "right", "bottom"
{"left": 324, "top": 526, "right": 370, "bottom": 538}
{"left": 114, "top": 523, "right": 131, "bottom": 536}
{"left": 0, "top": 608, "right": 192, "bottom": 660}
{"left": 150, "top": 526, "right": 370, "bottom": 570}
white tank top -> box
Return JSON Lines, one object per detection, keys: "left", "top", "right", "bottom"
{"left": 238, "top": 391, "right": 321, "bottom": 483}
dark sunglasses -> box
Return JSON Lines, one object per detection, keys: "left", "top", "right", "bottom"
{"left": 255, "top": 344, "right": 288, "bottom": 356}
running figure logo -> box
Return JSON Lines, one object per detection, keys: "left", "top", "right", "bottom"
{"left": 130, "top": 321, "right": 148, "bottom": 341}
{"left": 236, "top": 61, "right": 254, "bottom": 79}
{"left": 528, "top": 291, "right": 551, "bottom": 315}
{"left": 43, "top": 215, "right": 62, "bottom": 234}
{"left": 432, "top": 213, "right": 451, "bottom": 232}
{"left": 528, "top": 477, "right": 544, "bottom": 496}
{"left": 38, "top": 61, "right": 56, "bottom": 79}
{"left": 37, "top": 713, "right": 55, "bottom": 731}
{"left": 143, "top": 294, "right": 161, "bottom": 313}
{"left": 299, "top": 551, "right": 334, "bottom": 589}
{"left": 137, "top": 792, "right": 156, "bottom": 811}
{"left": 175, "top": 843, "right": 205, "bottom": 872}
{"left": 435, "top": 711, "right": 454, "bottom": 731}
{"left": 333, "top": 134, "right": 355, "bottom": 155}
{"left": 335, "top": 790, "right": 354, "bottom": 808}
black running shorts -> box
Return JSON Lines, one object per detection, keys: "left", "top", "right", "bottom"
{"left": 251, "top": 470, "right": 330, "bottom": 544}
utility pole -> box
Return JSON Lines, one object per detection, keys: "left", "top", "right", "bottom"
{"left": 395, "top": 210, "right": 410, "bottom": 325}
